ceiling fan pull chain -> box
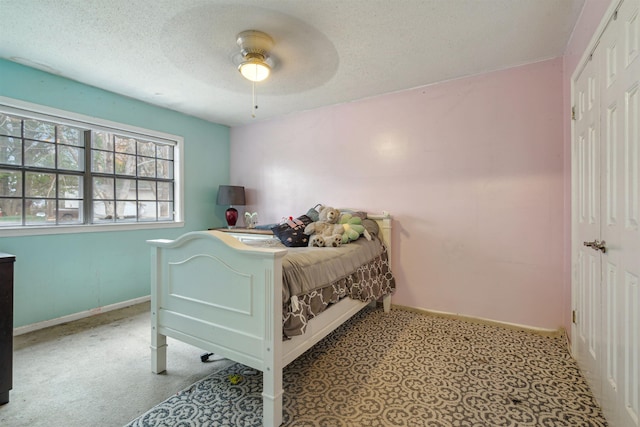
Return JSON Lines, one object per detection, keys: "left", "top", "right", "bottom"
{"left": 252, "top": 80, "right": 257, "bottom": 119}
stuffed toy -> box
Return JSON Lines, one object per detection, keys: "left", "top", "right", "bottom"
{"left": 308, "top": 234, "right": 325, "bottom": 247}
{"left": 339, "top": 213, "right": 371, "bottom": 244}
{"left": 323, "top": 234, "right": 343, "bottom": 247}
{"left": 304, "top": 206, "right": 344, "bottom": 237}
{"left": 308, "top": 234, "right": 343, "bottom": 248}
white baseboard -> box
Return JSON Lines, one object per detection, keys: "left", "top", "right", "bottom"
{"left": 13, "top": 295, "right": 151, "bottom": 336}
{"left": 393, "top": 304, "right": 563, "bottom": 337}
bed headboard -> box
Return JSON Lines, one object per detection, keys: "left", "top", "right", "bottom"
{"left": 368, "top": 212, "right": 392, "bottom": 267}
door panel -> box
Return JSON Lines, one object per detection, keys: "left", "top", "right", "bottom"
{"left": 599, "top": 0, "right": 640, "bottom": 425}
{"left": 574, "top": 52, "right": 602, "bottom": 403}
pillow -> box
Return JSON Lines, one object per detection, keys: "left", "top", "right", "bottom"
{"left": 305, "top": 204, "right": 324, "bottom": 222}
{"left": 339, "top": 208, "right": 367, "bottom": 220}
{"left": 362, "top": 218, "right": 380, "bottom": 236}
{"left": 271, "top": 215, "right": 313, "bottom": 247}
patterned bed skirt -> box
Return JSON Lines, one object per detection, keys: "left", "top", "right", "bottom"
{"left": 282, "top": 245, "right": 395, "bottom": 337}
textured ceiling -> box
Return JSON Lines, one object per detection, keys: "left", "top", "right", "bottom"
{"left": 0, "top": 0, "right": 585, "bottom": 127}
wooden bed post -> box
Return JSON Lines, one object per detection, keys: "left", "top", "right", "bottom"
{"left": 151, "top": 329, "right": 167, "bottom": 374}
{"left": 380, "top": 215, "right": 393, "bottom": 313}
{"left": 262, "top": 258, "right": 284, "bottom": 427}
{"left": 379, "top": 214, "right": 392, "bottom": 268}
{"left": 149, "top": 245, "right": 167, "bottom": 374}
{"left": 369, "top": 213, "right": 393, "bottom": 314}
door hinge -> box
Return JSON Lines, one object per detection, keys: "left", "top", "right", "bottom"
{"left": 572, "top": 310, "right": 577, "bottom": 324}
{"left": 571, "top": 106, "right": 576, "bottom": 121}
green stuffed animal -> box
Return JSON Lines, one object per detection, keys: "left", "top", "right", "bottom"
{"left": 339, "top": 213, "right": 368, "bottom": 244}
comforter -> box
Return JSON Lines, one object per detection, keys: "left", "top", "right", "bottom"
{"left": 244, "top": 236, "right": 395, "bottom": 337}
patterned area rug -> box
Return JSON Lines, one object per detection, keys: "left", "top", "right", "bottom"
{"left": 125, "top": 307, "right": 607, "bottom": 426}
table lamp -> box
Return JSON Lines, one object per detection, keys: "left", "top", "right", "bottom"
{"left": 216, "top": 185, "right": 246, "bottom": 228}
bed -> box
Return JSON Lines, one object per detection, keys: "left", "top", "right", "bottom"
{"left": 147, "top": 212, "right": 394, "bottom": 427}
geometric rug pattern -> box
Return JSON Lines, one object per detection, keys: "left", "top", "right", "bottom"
{"left": 125, "top": 307, "right": 608, "bottom": 426}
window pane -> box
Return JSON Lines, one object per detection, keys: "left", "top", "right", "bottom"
{"left": 0, "top": 136, "right": 22, "bottom": 165}
{"left": 59, "top": 174, "right": 82, "bottom": 198}
{"left": 137, "top": 140, "right": 155, "bottom": 157}
{"left": 157, "top": 159, "right": 173, "bottom": 179}
{"left": 115, "top": 201, "right": 137, "bottom": 221}
{"left": 157, "top": 182, "right": 172, "bottom": 201}
{"left": 158, "top": 202, "right": 173, "bottom": 221}
{"left": 57, "top": 125, "right": 85, "bottom": 147}
{"left": 24, "top": 140, "right": 55, "bottom": 168}
{"left": 0, "top": 169, "right": 22, "bottom": 196}
{"left": 115, "top": 178, "right": 136, "bottom": 200}
{"left": 25, "top": 172, "right": 56, "bottom": 198}
{"left": 0, "top": 199, "right": 21, "bottom": 226}
{"left": 115, "top": 153, "right": 136, "bottom": 175}
{"left": 157, "top": 144, "right": 173, "bottom": 160}
{"left": 58, "top": 145, "right": 84, "bottom": 171}
{"left": 138, "top": 156, "right": 155, "bottom": 178}
{"left": 139, "top": 201, "right": 157, "bottom": 221}
{"left": 93, "top": 200, "right": 114, "bottom": 222}
{"left": 58, "top": 201, "right": 82, "bottom": 223}
{"left": 25, "top": 198, "right": 52, "bottom": 225}
{"left": 92, "top": 150, "right": 114, "bottom": 173}
{"left": 93, "top": 177, "right": 114, "bottom": 200}
{"left": 0, "top": 114, "right": 22, "bottom": 137}
{"left": 138, "top": 180, "right": 153, "bottom": 196}
{"left": 114, "top": 136, "right": 136, "bottom": 154}
{"left": 24, "top": 119, "right": 55, "bottom": 142}
{"left": 92, "top": 131, "right": 113, "bottom": 150}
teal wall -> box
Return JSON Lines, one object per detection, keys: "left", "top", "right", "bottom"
{"left": 0, "top": 59, "right": 231, "bottom": 327}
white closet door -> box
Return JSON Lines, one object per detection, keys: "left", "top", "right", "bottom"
{"left": 574, "top": 46, "right": 603, "bottom": 404}
{"left": 599, "top": 0, "right": 640, "bottom": 425}
{"left": 574, "top": 0, "right": 639, "bottom": 425}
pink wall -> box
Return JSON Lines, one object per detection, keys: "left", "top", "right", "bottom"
{"left": 231, "top": 58, "right": 568, "bottom": 330}
{"left": 561, "top": 0, "right": 612, "bottom": 337}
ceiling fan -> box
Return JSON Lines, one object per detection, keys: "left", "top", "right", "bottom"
{"left": 235, "top": 30, "right": 276, "bottom": 83}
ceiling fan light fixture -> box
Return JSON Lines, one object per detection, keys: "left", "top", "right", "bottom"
{"left": 238, "top": 54, "right": 271, "bottom": 82}
{"left": 236, "top": 30, "right": 274, "bottom": 83}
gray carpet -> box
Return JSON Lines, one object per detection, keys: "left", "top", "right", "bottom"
{"left": 125, "top": 307, "right": 607, "bottom": 426}
{"left": 1, "top": 302, "right": 232, "bottom": 427}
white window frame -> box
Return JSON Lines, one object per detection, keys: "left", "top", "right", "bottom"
{"left": 0, "top": 96, "right": 184, "bottom": 236}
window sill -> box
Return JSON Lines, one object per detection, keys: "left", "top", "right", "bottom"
{"left": 0, "top": 221, "right": 185, "bottom": 237}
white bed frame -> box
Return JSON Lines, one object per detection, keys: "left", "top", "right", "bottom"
{"left": 147, "top": 213, "right": 392, "bottom": 427}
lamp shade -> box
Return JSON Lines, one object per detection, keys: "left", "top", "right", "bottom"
{"left": 239, "top": 59, "right": 271, "bottom": 82}
{"left": 217, "top": 185, "right": 246, "bottom": 206}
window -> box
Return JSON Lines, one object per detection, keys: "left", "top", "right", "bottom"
{"left": 0, "top": 97, "right": 183, "bottom": 234}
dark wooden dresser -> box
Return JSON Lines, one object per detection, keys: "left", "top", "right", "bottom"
{"left": 0, "top": 253, "right": 15, "bottom": 405}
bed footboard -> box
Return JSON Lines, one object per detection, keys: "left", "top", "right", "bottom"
{"left": 148, "top": 230, "right": 288, "bottom": 426}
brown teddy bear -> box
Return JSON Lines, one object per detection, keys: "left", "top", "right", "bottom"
{"left": 304, "top": 206, "right": 344, "bottom": 246}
